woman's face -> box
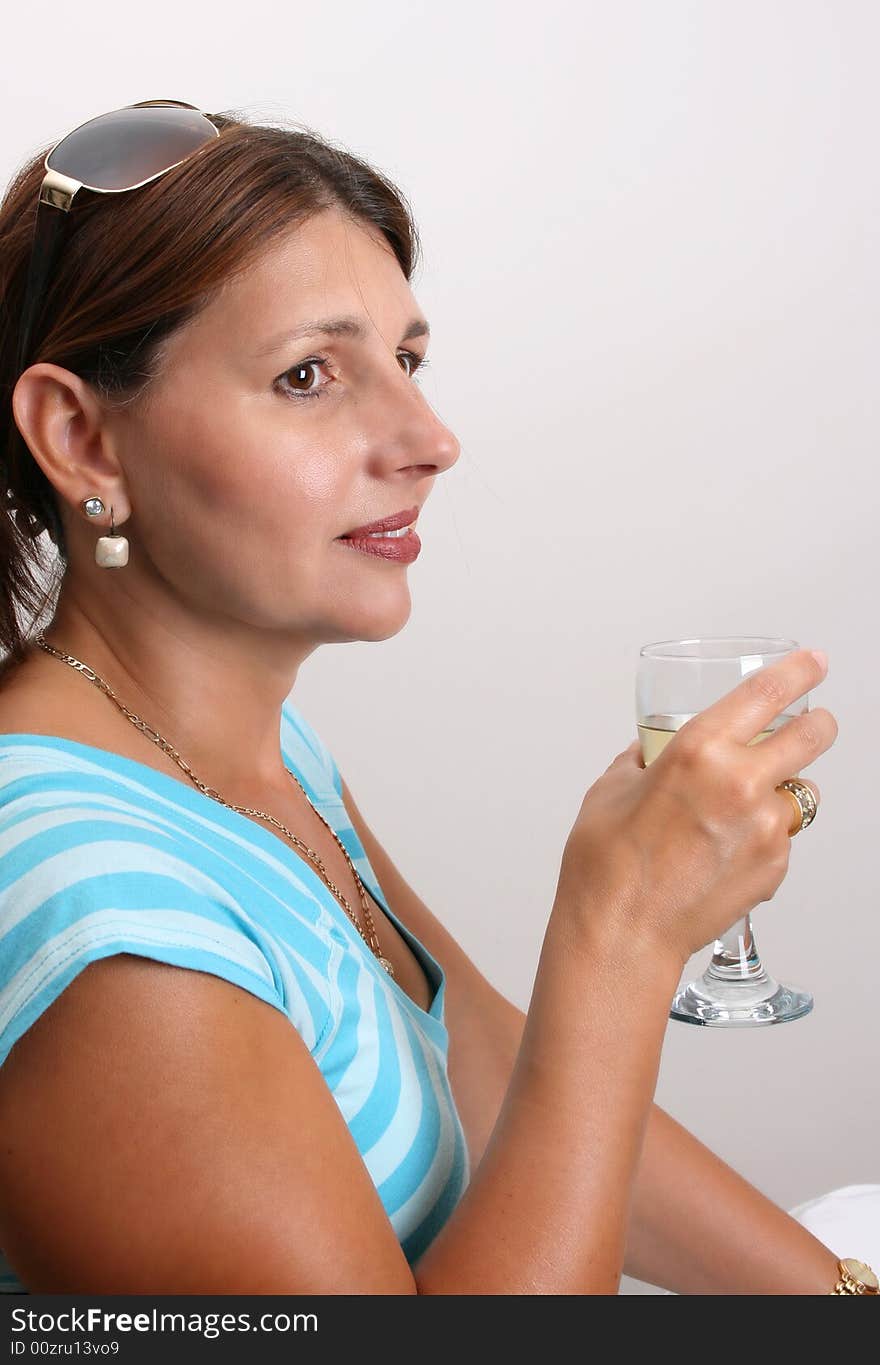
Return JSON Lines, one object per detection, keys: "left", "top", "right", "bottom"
{"left": 102, "top": 206, "right": 460, "bottom": 645}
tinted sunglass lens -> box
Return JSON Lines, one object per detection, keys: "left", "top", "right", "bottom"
{"left": 46, "top": 105, "right": 217, "bottom": 192}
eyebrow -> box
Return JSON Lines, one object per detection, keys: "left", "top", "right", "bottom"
{"left": 255, "top": 314, "right": 430, "bottom": 357}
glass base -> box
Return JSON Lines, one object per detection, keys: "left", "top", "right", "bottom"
{"left": 670, "top": 968, "right": 813, "bottom": 1027}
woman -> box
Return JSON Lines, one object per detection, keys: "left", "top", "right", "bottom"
{"left": 0, "top": 102, "right": 871, "bottom": 1295}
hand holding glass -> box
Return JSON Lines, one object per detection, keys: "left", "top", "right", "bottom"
{"left": 636, "top": 638, "right": 823, "bottom": 1027}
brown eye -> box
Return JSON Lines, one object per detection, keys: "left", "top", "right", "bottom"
{"left": 276, "top": 356, "right": 333, "bottom": 402}
{"left": 289, "top": 359, "right": 325, "bottom": 391}
{"left": 287, "top": 361, "right": 319, "bottom": 391}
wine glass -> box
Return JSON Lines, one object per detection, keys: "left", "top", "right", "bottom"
{"left": 636, "top": 637, "right": 813, "bottom": 1027}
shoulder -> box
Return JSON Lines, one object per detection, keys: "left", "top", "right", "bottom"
{"left": 280, "top": 696, "right": 343, "bottom": 799}
{"left": 0, "top": 945, "right": 417, "bottom": 1291}
{"left": 0, "top": 738, "right": 333, "bottom": 1072}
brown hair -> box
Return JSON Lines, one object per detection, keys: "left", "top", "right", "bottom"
{"left": 0, "top": 108, "right": 422, "bottom": 670}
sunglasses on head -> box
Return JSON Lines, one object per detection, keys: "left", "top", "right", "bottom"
{"left": 16, "top": 98, "right": 220, "bottom": 378}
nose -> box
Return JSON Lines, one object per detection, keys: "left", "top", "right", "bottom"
{"left": 387, "top": 367, "right": 461, "bottom": 477}
{"left": 421, "top": 403, "right": 461, "bottom": 476}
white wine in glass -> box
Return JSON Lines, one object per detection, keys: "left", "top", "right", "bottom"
{"left": 636, "top": 637, "right": 813, "bottom": 1027}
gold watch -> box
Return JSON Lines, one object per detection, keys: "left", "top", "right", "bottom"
{"left": 830, "top": 1258, "right": 880, "bottom": 1294}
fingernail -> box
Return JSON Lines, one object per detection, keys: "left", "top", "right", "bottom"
{"left": 810, "top": 650, "right": 828, "bottom": 670}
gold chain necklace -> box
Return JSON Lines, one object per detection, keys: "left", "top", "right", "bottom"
{"left": 32, "top": 632, "right": 396, "bottom": 978}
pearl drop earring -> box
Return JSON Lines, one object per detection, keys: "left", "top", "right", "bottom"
{"left": 82, "top": 497, "right": 129, "bottom": 568}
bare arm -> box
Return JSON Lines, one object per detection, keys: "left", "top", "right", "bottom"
{"left": 0, "top": 852, "right": 837, "bottom": 1295}
{"left": 445, "top": 984, "right": 839, "bottom": 1295}
{"left": 626, "top": 1103, "right": 839, "bottom": 1294}
{"left": 342, "top": 778, "right": 841, "bottom": 1295}
{"left": 0, "top": 897, "right": 681, "bottom": 1294}
{"left": 411, "top": 907, "right": 681, "bottom": 1292}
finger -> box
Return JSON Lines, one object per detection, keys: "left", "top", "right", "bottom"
{"left": 750, "top": 708, "right": 837, "bottom": 787}
{"left": 689, "top": 647, "right": 827, "bottom": 747}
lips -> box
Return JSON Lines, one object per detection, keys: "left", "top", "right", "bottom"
{"left": 339, "top": 506, "right": 420, "bottom": 538}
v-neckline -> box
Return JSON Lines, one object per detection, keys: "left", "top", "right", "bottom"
{"left": 0, "top": 725, "right": 446, "bottom": 1026}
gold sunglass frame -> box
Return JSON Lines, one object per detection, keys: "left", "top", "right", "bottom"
{"left": 16, "top": 98, "right": 220, "bottom": 377}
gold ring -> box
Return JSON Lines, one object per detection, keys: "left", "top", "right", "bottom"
{"left": 776, "top": 778, "right": 818, "bottom": 837}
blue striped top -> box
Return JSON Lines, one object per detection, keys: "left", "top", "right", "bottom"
{"left": 0, "top": 698, "right": 470, "bottom": 1292}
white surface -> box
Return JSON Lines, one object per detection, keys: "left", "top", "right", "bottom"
{"left": 2, "top": 0, "right": 876, "bottom": 1258}
{"left": 789, "top": 1184, "right": 880, "bottom": 1266}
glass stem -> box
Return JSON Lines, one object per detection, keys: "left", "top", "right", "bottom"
{"left": 705, "top": 913, "right": 768, "bottom": 982}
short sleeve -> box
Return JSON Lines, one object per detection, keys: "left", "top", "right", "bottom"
{"left": 0, "top": 766, "right": 334, "bottom": 1071}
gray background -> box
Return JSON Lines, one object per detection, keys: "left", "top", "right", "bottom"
{"left": 3, "top": 0, "right": 876, "bottom": 1292}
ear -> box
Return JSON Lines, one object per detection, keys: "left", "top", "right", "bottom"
{"left": 11, "top": 363, "right": 132, "bottom": 528}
